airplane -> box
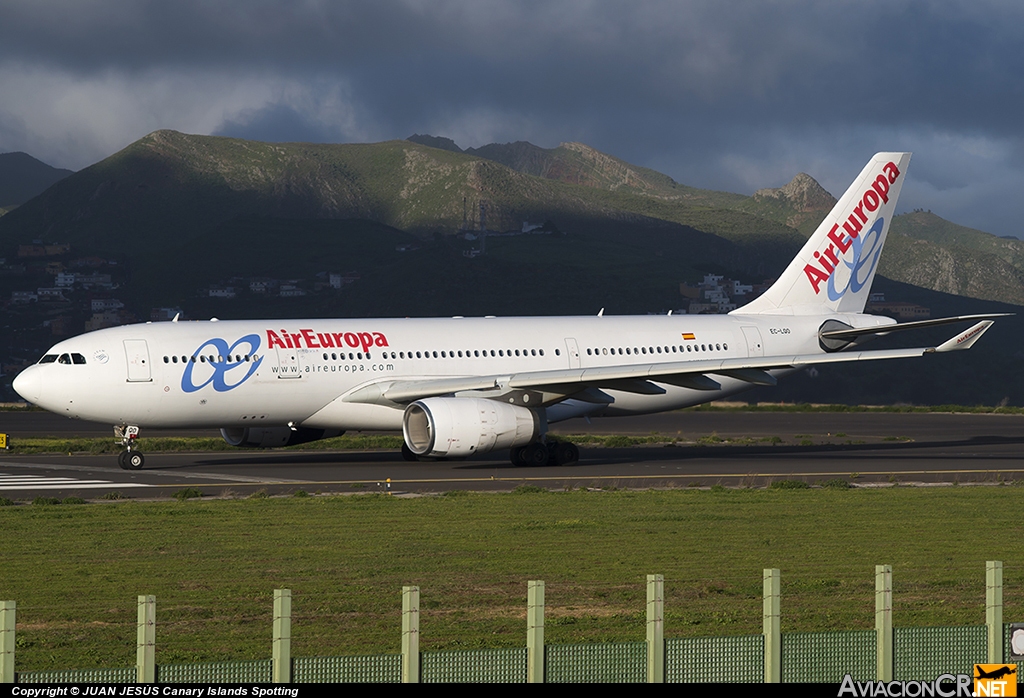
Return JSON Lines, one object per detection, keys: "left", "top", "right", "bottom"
{"left": 11, "top": 152, "right": 1005, "bottom": 470}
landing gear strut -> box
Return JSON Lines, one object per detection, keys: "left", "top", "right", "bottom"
{"left": 510, "top": 441, "right": 579, "bottom": 467}
{"left": 115, "top": 425, "right": 145, "bottom": 470}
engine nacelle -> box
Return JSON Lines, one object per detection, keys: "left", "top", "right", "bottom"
{"left": 403, "top": 397, "right": 541, "bottom": 458}
{"left": 220, "top": 426, "right": 344, "bottom": 448}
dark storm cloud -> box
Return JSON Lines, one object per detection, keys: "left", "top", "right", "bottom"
{"left": 2, "top": 1, "right": 1024, "bottom": 234}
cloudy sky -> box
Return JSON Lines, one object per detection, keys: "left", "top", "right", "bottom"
{"left": 2, "top": 0, "right": 1023, "bottom": 236}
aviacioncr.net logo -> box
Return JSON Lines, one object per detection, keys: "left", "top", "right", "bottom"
{"left": 826, "top": 216, "right": 885, "bottom": 302}
{"left": 181, "top": 334, "right": 263, "bottom": 393}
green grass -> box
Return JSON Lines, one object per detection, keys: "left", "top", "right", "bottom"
{"left": 1, "top": 487, "right": 1022, "bottom": 671}
{"left": 5, "top": 434, "right": 406, "bottom": 455}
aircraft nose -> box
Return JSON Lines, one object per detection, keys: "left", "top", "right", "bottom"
{"left": 13, "top": 365, "right": 41, "bottom": 403}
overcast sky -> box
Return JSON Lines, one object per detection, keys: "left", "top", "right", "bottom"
{"left": 2, "top": 0, "right": 1023, "bottom": 236}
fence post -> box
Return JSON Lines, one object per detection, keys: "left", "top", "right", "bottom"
{"left": 137, "top": 595, "right": 156, "bottom": 683}
{"left": 527, "top": 580, "right": 545, "bottom": 683}
{"left": 763, "top": 568, "right": 781, "bottom": 683}
{"left": 647, "top": 574, "right": 664, "bottom": 683}
{"left": 987, "top": 561, "right": 1003, "bottom": 663}
{"left": 0, "top": 601, "right": 13, "bottom": 684}
{"left": 402, "top": 586, "right": 420, "bottom": 683}
{"left": 876, "top": 565, "right": 893, "bottom": 681}
{"left": 273, "top": 589, "right": 292, "bottom": 683}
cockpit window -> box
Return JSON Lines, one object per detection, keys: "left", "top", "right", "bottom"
{"left": 72, "top": 353, "right": 86, "bottom": 364}
{"left": 57, "top": 354, "right": 71, "bottom": 364}
{"left": 38, "top": 354, "right": 58, "bottom": 364}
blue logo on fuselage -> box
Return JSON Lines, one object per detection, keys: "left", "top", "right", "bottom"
{"left": 826, "top": 217, "right": 885, "bottom": 302}
{"left": 181, "top": 334, "right": 263, "bottom": 393}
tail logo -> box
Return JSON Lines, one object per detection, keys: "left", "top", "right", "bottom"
{"left": 804, "top": 161, "right": 901, "bottom": 297}
{"left": 181, "top": 334, "right": 264, "bottom": 393}
{"left": 826, "top": 217, "right": 885, "bottom": 302}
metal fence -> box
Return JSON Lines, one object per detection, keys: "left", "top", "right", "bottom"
{"left": 1, "top": 562, "right": 1015, "bottom": 684}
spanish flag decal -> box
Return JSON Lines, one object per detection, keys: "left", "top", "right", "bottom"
{"left": 682, "top": 333, "right": 696, "bottom": 341}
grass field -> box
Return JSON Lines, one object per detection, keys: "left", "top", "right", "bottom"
{"left": 1, "top": 486, "right": 1022, "bottom": 672}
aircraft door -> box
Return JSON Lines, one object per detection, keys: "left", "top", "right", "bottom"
{"left": 275, "top": 347, "right": 302, "bottom": 379}
{"left": 123, "top": 340, "right": 152, "bottom": 382}
{"left": 741, "top": 326, "right": 764, "bottom": 357}
{"left": 564, "top": 338, "right": 581, "bottom": 368}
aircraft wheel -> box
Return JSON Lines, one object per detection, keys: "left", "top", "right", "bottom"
{"left": 522, "top": 443, "right": 550, "bottom": 467}
{"left": 125, "top": 451, "right": 145, "bottom": 470}
{"left": 553, "top": 442, "right": 579, "bottom": 466}
{"left": 510, "top": 446, "right": 526, "bottom": 467}
{"left": 117, "top": 451, "right": 130, "bottom": 470}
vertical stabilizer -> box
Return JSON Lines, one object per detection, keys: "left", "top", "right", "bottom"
{"left": 734, "top": 152, "right": 911, "bottom": 315}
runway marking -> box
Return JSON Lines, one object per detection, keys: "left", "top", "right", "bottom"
{"left": 0, "top": 473, "right": 153, "bottom": 491}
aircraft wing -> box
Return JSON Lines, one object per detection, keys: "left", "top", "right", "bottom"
{"left": 344, "top": 320, "right": 995, "bottom": 406}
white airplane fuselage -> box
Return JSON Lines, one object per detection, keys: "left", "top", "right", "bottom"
{"left": 14, "top": 152, "right": 998, "bottom": 466}
{"left": 14, "top": 311, "right": 856, "bottom": 430}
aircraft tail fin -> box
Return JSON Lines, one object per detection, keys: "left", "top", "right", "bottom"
{"left": 733, "top": 152, "right": 912, "bottom": 316}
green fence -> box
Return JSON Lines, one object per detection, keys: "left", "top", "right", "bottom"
{"left": 293, "top": 655, "right": 401, "bottom": 683}
{"left": 894, "top": 626, "right": 987, "bottom": 680}
{"left": 157, "top": 659, "right": 272, "bottom": 684}
{"left": 666, "top": 635, "right": 763, "bottom": 683}
{"left": 546, "top": 642, "right": 647, "bottom": 683}
{"left": 17, "top": 667, "right": 135, "bottom": 684}
{"left": 1, "top": 562, "right": 1016, "bottom": 684}
{"left": 782, "top": 630, "right": 875, "bottom": 682}
{"left": 422, "top": 648, "right": 526, "bottom": 683}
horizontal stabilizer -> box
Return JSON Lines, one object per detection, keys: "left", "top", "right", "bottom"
{"left": 820, "top": 313, "right": 1011, "bottom": 341}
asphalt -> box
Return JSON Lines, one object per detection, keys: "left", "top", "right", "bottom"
{"left": 2, "top": 410, "right": 1022, "bottom": 499}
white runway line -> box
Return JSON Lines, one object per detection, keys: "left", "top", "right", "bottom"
{"left": 0, "top": 473, "right": 152, "bottom": 490}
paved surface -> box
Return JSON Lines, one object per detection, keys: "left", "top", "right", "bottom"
{"left": 1, "top": 411, "right": 1023, "bottom": 498}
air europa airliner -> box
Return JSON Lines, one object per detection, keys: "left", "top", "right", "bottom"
{"left": 12, "top": 152, "right": 1003, "bottom": 469}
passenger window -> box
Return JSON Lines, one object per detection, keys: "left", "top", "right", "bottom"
{"left": 163, "top": 356, "right": 169, "bottom": 363}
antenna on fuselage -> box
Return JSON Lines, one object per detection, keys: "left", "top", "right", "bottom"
{"left": 172, "top": 313, "right": 179, "bottom": 323}
{"left": 597, "top": 308, "right": 604, "bottom": 317}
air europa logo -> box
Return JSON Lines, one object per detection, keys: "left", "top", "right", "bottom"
{"left": 804, "top": 160, "right": 902, "bottom": 299}
{"left": 181, "top": 334, "right": 263, "bottom": 393}
{"left": 266, "top": 328, "right": 389, "bottom": 354}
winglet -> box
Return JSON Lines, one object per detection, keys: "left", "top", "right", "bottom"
{"left": 932, "top": 320, "right": 994, "bottom": 353}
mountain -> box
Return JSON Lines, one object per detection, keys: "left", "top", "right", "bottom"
{"left": 3, "top": 131, "right": 1024, "bottom": 405}
{"left": 0, "top": 152, "right": 74, "bottom": 210}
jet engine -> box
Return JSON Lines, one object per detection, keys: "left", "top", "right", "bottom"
{"left": 220, "top": 426, "right": 344, "bottom": 448}
{"left": 403, "top": 397, "right": 541, "bottom": 458}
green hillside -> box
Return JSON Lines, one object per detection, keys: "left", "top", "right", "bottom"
{"left": 0, "top": 151, "right": 73, "bottom": 208}
{"left": 2, "top": 132, "right": 1024, "bottom": 405}
{"left": 3, "top": 130, "right": 1024, "bottom": 310}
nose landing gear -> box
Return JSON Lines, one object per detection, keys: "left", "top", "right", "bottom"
{"left": 114, "top": 425, "right": 145, "bottom": 470}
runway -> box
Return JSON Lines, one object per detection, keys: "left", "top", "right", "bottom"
{"left": 1, "top": 410, "right": 1023, "bottom": 499}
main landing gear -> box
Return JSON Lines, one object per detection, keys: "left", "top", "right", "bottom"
{"left": 114, "top": 425, "right": 145, "bottom": 470}
{"left": 510, "top": 441, "right": 579, "bottom": 467}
